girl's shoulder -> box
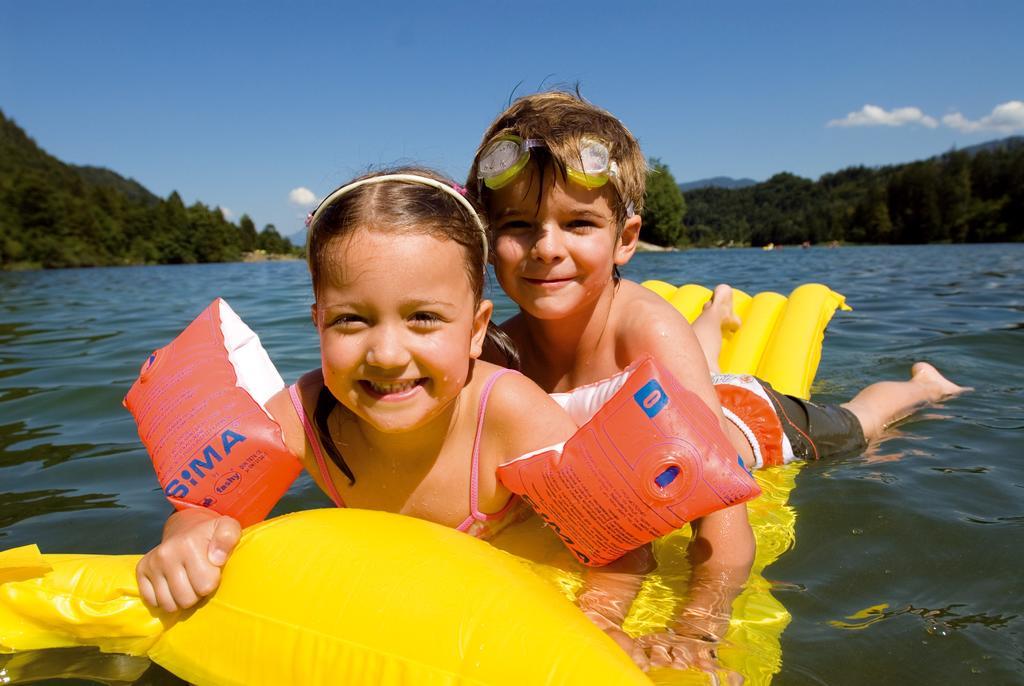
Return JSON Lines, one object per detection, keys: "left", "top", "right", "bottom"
{"left": 469, "top": 360, "right": 533, "bottom": 409}
{"left": 294, "top": 368, "right": 326, "bottom": 400}
{"left": 263, "top": 369, "right": 325, "bottom": 468}
{"left": 471, "top": 360, "right": 576, "bottom": 452}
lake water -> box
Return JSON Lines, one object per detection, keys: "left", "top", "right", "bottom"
{"left": 0, "top": 244, "right": 1021, "bottom": 684}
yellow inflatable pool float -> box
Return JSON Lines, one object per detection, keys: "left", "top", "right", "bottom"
{"left": 0, "top": 283, "right": 850, "bottom": 686}
{"left": 1, "top": 510, "right": 648, "bottom": 685}
{"left": 641, "top": 281, "right": 851, "bottom": 399}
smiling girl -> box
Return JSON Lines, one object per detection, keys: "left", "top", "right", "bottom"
{"left": 135, "top": 168, "right": 576, "bottom": 612}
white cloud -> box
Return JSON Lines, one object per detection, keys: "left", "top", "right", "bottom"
{"left": 942, "top": 100, "right": 1024, "bottom": 134}
{"left": 219, "top": 206, "right": 234, "bottom": 220}
{"left": 289, "top": 187, "right": 317, "bottom": 207}
{"left": 827, "top": 104, "right": 939, "bottom": 129}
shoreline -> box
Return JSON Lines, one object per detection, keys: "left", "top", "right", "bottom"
{"left": 2, "top": 251, "right": 302, "bottom": 271}
{"left": 241, "top": 250, "right": 302, "bottom": 263}
{"left": 635, "top": 240, "right": 675, "bottom": 252}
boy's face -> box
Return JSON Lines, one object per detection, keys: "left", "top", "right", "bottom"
{"left": 487, "top": 164, "right": 640, "bottom": 321}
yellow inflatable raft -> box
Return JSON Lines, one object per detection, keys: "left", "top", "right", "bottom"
{"left": 1, "top": 510, "right": 648, "bottom": 685}
{"left": 0, "top": 283, "right": 850, "bottom": 686}
{"left": 641, "top": 281, "right": 851, "bottom": 399}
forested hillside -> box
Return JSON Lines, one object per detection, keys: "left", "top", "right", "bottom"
{"left": 0, "top": 111, "right": 297, "bottom": 268}
{"left": 5, "top": 107, "right": 1020, "bottom": 265}
{"left": 681, "top": 138, "right": 1024, "bottom": 246}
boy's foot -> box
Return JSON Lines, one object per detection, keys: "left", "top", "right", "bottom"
{"left": 910, "top": 362, "right": 972, "bottom": 400}
{"left": 701, "top": 284, "right": 741, "bottom": 333}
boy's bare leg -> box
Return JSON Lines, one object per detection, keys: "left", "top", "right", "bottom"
{"left": 841, "top": 363, "right": 971, "bottom": 441}
{"left": 692, "top": 285, "right": 741, "bottom": 374}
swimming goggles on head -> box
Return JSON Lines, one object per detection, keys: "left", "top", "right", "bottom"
{"left": 477, "top": 135, "right": 633, "bottom": 216}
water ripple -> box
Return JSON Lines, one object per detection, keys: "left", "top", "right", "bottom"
{"left": 1, "top": 244, "right": 1022, "bottom": 683}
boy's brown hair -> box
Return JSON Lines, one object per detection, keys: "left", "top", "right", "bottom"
{"left": 467, "top": 91, "right": 647, "bottom": 224}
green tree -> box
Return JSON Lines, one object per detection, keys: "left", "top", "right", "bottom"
{"left": 154, "top": 192, "right": 195, "bottom": 263}
{"left": 238, "top": 214, "right": 258, "bottom": 252}
{"left": 189, "top": 202, "right": 242, "bottom": 263}
{"left": 1003, "top": 152, "right": 1024, "bottom": 241}
{"left": 642, "top": 159, "right": 686, "bottom": 246}
{"left": 937, "top": 151, "right": 970, "bottom": 242}
{"left": 849, "top": 184, "right": 892, "bottom": 243}
{"left": 887, "top": 163, "right": 941, "bottom": 243}
{"left": 257, "top": 224, "right": 293, "bottom": 254}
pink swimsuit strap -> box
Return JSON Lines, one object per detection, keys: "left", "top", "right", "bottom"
{"left": 289, "top": 369, "right": 519, "bottom": 531}
{"left": 289, "top": 383, "right": 346, "bottom": 508}
{"left": 456, "top": 368, "right": 520, "bottom": 533}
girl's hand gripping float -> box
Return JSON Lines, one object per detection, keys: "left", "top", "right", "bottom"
{"left": 123, "top": 299, "right": 301, "bottom": 527}
{"left": 497, "top": 355, "right": 760, "bottom": 566}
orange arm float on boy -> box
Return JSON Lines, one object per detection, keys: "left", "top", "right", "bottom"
{"left": 123, "top": 299, "right": 302, "bottom": 527}
{"left": 497, "top": 356, "right": 760, "bottom": 566}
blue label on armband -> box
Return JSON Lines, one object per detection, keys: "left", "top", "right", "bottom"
{"left": 738, "top": 455, "right": 755, "bottom": 479}
{"left": 634, "top": 379, "right": 669, "bottom": 418}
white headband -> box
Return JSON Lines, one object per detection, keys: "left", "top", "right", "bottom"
{"left": 308, "top": 173, "right": 488, "bottom": 263}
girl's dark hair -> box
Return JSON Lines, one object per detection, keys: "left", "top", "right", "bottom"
{"left": 306, "top": 166, "right": 515, "bottom": 484}
{"left": 481, "top": 323, "right": 520, "bottom": 371}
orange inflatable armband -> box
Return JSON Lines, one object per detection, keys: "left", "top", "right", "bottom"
{"left": 123, "top": 299, "right": 302, "bottom": 527}
{"left": 497, "top": 356, "right": 760, "bottom": 566}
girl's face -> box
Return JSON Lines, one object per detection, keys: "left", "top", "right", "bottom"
{"left": 315, "top": 229, "right": 492, "bottom": 434}
{"left": 487, "top": 165, "right": 639, "bottom": 321}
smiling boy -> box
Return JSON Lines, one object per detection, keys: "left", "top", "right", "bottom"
{"left": 469, "top": 91, "right": 755, "bottom": 670}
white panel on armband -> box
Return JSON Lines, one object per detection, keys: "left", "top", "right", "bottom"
{"left": 548, "top": 367, "right": 633, "bottom": 426}
{"left": 218, "top": 299, "right": 285, "bottom": 412}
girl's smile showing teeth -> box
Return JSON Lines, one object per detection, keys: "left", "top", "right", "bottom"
{"left": 360, "top": 378, "right": 426, "bottom": 401}
{"left": 525, "top": 276, "right": 574, "bottom": 285}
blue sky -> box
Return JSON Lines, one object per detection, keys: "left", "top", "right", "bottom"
{"left": 2, "top": 1, "right": 1021, "bottom": 239}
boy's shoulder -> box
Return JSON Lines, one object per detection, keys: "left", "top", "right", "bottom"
{"left": 612, "top": 279, "right": 689, "bottom": 329}
{"left": 611, "top": 280, "right": 694, "bottom": 355}
{"left": 614, "top": 279, "right": 671, "bottom": 305}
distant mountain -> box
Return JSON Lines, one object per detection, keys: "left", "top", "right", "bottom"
{"left": 679, "top": 176, "right": 758, "bottom": 192}
{"left": 946, "top": 136, "right": 1024, "bottom": 158}
{"left": 0, "top": 117, "right": 158, "bottom": 208}
{"left": 72, "top": 165, "right": 159, "bottom": 206}
{"left": 287, "top": 228, "right": 307, "bottom": 248}
{"left": 676, "top": 136, "right": 1024, "bottom": 194}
